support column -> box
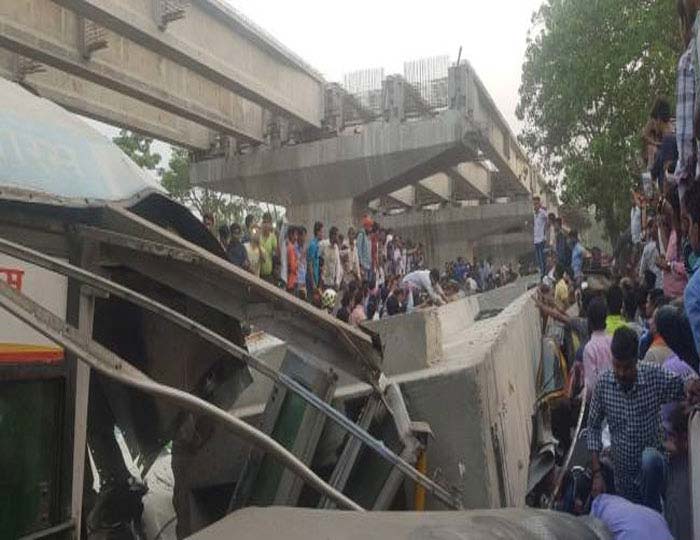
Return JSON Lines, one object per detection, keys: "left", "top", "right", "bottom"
{"left": 285, "top": 198, "right": 370, "bottom": 233}
{"left": 64, "top": 243, "right": 97, "bottom": 539}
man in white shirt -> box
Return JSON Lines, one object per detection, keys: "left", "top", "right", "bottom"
{"left": 630, "top": 191, "right": 643, "bottom": 249}
{"left": 638, "top": 218, "right": 663, "bottom": 290}
{"left": 341, "top": 227, "right": 361, "bottom": 285}
{"left": 533, "top": 196, "right": 549, "bottom": 278}
{"left": 321, "top": 226, "right": 343, "bottom": 289}
{"left": 401, "top": 269, "right": 448, "bottom": 309}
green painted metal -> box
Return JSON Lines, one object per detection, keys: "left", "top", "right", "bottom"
{"left": 249, "top": 392, "right": 308, "bottom": 506}
{"left": 0, "top": 378, "right": 64, "bottom": 538}
{"left": 343, "top": 411, "right": 399, "bottom": 509}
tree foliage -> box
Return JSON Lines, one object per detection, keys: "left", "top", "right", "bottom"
{"left": 160, "top": 147, "right": 266, "bottom": 225}
{"left": 517, "top": 0, "right": 682, "bottom": 240}
{"left": 112, "top": 129, "right": 161, "bottom": 170}
{"left": 114, "top": 131, "right": 280, "bottom": 226}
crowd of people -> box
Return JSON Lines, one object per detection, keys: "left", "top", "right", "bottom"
{"left": 204, "top": 210, "right": 522, "bottom": 328}
{"left": 527, "top": 4, "right": 700, "bottom": 536}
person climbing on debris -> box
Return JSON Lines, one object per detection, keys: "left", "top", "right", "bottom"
{"left": 400, "top": 268, "right": 449, "bottom": 309}
{"left": 582, "top": 297, "right": 613, "bottom": 400}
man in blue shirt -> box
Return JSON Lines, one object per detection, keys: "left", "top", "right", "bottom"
{"left": 307, "top": 221, "right": 323, "bottom": 291}
{"left": 684, "top": 180, "right": 700, "bottom": 352}
{"left": 591, "top": 494, "right": 673, "bottom": 540}
{"left": 356, "top": 215, "right": 373, "bottom": 281}
{"left": 553, "top": 217, "right": 570, "bottom": 268}
{"left": 227, "top": 223, "right": 249, "bottom": 270}
{"left": 452, "top": 257, "right": 468, "bottom": 283}
{"left": 569, "top": 229, "right": 587, "bottom": 284}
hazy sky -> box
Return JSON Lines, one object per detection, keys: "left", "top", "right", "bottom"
{"left": 228, "top": 0, "right": 544, "bottom": 132}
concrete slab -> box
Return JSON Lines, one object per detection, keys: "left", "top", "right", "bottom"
{"left": 0, "top": 0, "right": 266, "bottom": 142}
{"left": 364, "top": 308, "right": 443, "bottom": 374}
{"left": 0, "top": 50, "right": 215, "bottom": 151}
{"left": 189, "top": 507, "right": 609, "bottom": 540}
{"left": 51, "top": 0, "right": 325, "bottom": 127}
{"left": 394, "top": 291, "right": 542, "bottom": 509}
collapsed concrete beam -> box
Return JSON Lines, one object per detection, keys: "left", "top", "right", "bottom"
{"left": 51, "top": 0, "right": 325, "bottom": 128}
{"left": 0, "top": 50, "right": 214, "bottom": 151}
{"left": 0, "top": 1, "right": 265, "bottom": 143}
{"left": 191, "top": 110, "right": 480, "bottom": 206}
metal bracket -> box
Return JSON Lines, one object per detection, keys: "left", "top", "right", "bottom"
{"left": 448, "top": 64, "right": 472, "bottom": 116}
{"left": 11, "top": 54, "right": 45, "bottom": 83}
{"left": 154, "top": 0, "right": 189, "bottom": 30}
{"left": 382, "top": 75, "right": 405, "bottom": 122}
{"left": 77, "top": 17, "right": 108, "bottom": 60}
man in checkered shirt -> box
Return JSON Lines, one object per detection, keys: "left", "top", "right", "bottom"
{"left": 587, "top": 327, "right": 700, "bottom": 511}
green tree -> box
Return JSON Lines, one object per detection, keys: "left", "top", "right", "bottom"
{"left": 160, "top": 146, "right": 265, "bottom": 226}
{"left": 517, "top": 0, "right": 681, "bottom": 240}
{"left": 160, "top": 146, "right": 191, "bottom": 200}
{"left": 112, "top": 129, "right": 162, "bottom": 170}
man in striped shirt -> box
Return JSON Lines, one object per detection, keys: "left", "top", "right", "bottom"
{"left": 675, "top": 1, "right": 697, "bottom": 198}
{"left": 588, "top": 327, "right": 700, "bottom": 510}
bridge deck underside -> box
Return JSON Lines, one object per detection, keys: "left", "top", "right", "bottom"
{"left": 191, "top": 111, "right": 531, "bottom": 207}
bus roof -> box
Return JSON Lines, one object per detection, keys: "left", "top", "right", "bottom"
{"left": 0, "top": 78, "right": 163, "bottom": 204}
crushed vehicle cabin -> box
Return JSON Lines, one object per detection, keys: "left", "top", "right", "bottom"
{"left": 0, "top": 78, "right": 453, "bottom": 539}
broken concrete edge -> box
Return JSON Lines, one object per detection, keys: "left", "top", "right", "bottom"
{"left": 364, "top": 276, "right": 538, "bottom": 373}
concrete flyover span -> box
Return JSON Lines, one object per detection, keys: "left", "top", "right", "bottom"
{"left": 48, "top": 0, "right": 325, "bottom": 128}
{"left": 191, "top": 63, "right": 543, "bottom": 249}
{"left": 191, "top": 63, "right": 537, "bottom": 205}
{"left": 191, "top": 109, "right": 477, "bottom": 207}
{"left": 0, "top": 0, "right": 325, "bottom": 149}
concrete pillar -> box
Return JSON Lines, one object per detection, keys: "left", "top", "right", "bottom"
{"left": 285, "top": 198, "right": 370, "bottom": 233}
